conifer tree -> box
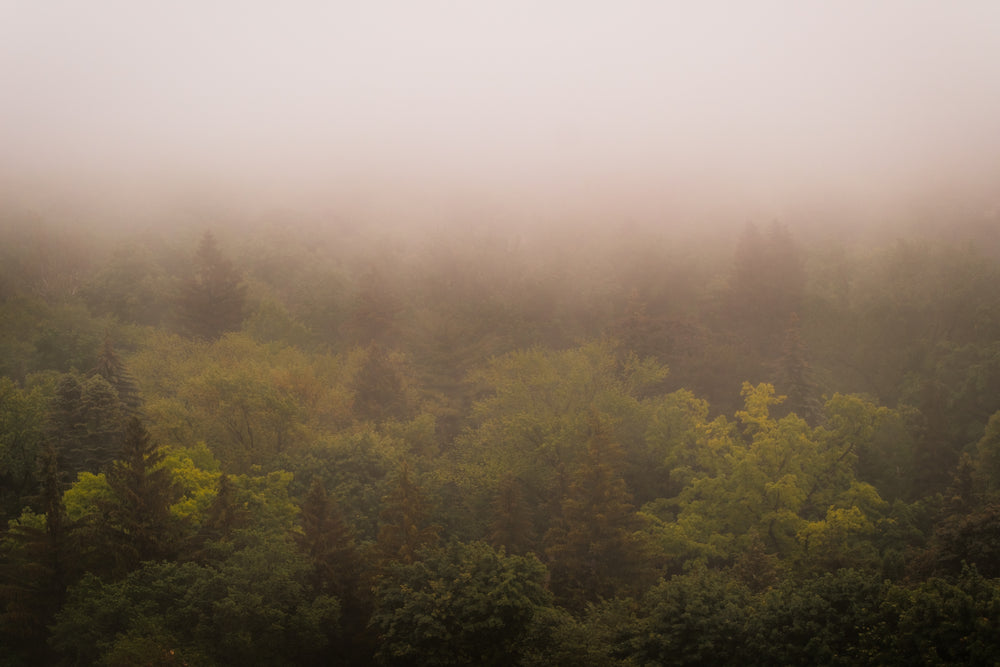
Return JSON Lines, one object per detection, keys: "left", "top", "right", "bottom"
{"left": 0, "top": 446, "right": 79, "bottom": 662}
{"left": 189, "top": 473, "right": 246, "bottom": 555}
{"left": 351, "top": 343, "right": 411, "bottom": 422}
{"left": 376, "top": 462, "right": 439, "bottom": 566}
{"left": 489, "top": 474, "right": 535, "bottom": 556}
{"left": 349, "top": 265, "right": 401, "bottom": 347}
{"left": 775, "top": 313, "right": 822, "bottom": 424}
{"left": 544, "top": 416, "right": 647, "bottom": 607}
{"left": 177, "top": 231, "right": 246, "bottom": 340}
{"left": 296, "top": 478, "right": 360, "bottom": 599}
{"left": 48, "top": 372, "right": 126, "bottom": 476}
{"left": 92, "top": 333, "right": 141, "bottom": 415}
{"left": 99, "top": 417, "right": 181, "bottom": 575}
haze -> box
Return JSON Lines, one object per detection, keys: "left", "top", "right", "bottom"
{"left": 3, "top": 1, "right": 1000, "bottom": 230}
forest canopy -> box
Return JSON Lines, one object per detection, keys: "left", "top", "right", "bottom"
{"left": 2, "top": 215, "right": 1000, "bottom": 665}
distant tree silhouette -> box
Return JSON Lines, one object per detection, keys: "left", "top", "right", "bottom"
{"left": 178, "top": 231, "right": 246, "bottom": 340}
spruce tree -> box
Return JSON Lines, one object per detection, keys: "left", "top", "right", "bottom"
{"left": 544, "top": 416, "right": 647, "bottom": 607}
{"left": 0, "top": 446, "right": 79, "bottom": 662}
{"left": 376, "top": 462, "right": 438, "bottom": 566}
{"left": 99, "top": 417, "right": 181, "bottom": 575}
{"left": 489, "top": 474, "right": 535, "bottom": 556}
{"left": 92, "top": 333, "right": 141, "bottom": 415}
{"left": 296, "top": 478, "right": 360, "bottom": 598}
{"left": 177, "top": 231, "right": 246, "bottom": 340}
{"left": 48, "top": 372, "right": 126, "bottom": 477}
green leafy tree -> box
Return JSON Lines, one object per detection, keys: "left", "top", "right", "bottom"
{"left": 370, "top": 540, "right": 552, "bottom": 666}
{"left": 454, "top": 341, "right": 666, "bottom": 541}
{"left": 50, "top": 532, "right": 340, "bottom": 666}
{"left": 655, "top": 384, "right": 889, "bottom": 568}
{"left": 626, "top": 566, "right": 752, "bottom": 666}
{"left": 747, "top": 568, "right": 894, "bottom": 666}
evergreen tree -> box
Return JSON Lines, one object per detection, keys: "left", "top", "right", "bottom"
{"left": 775, "top": 313, "right": 822, "bottom": 424}
{"left": 376, "top": 462, "right": 439, "bottom": 566}
{"left": 0, "top": 446, "right": 80, "bottom": 663}
{"left": 489, "top": 474, "right": 535, "bottom": 556}
{"left": 92, "top": 333, "right": 141, "bottom": 415}
{"left": 48, "top": 372, "right": 127, "bottom": 477}
{"left": 544, "top": 416, "right": 648, "bottom": 608}
{"left": 295, "top": 478, "right": 360, "bottom": 599}
{"left": 351, "top": 343, "right": 411, "bottom": 423}
{"left": 349, "top": 265, "right": 401, "bottom": 347}
{"left": 295, "top": 478, "right": 369, "bottom": 665}
{"left": 178, "top": 231, "right": 246, "bottom": 340}
{"left": 99, "top": 417, "right": 182, "bottom": 575}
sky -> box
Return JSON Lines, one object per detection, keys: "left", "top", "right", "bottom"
{"left": 2, "top": 1, "right": 1000, "bottom": 229}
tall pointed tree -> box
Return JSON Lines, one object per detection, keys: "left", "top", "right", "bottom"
{"left": 489, "top": 474, "right": 535, "bottom": 556}
{"left": 178, "top": 231, "right": 246, "bottom": 340}
{"left": 775, "top": 313, "right": 822, "bottom": 424}
{"left": 295, "top": 478, "right": 360, "bottom": 599}
{"left": 544, "top": 415, "right": 648, "bottom": 608}
{"left": 48, "top": 372, "right": 126, "bottom": 477}
{"left": 0, "top": 446, "right": 80, "bottom": 663}
{"left": 99, "top": 417, "right": 182, "bottom": 575}
{"left": 92, "top": 333, "right": 141, "bottom": 415}
{"left": 376, "top": 462, "right": 439, "bottom": 566}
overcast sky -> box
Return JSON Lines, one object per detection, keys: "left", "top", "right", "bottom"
{"left": 2, "top": 1, "right": 1000, "bottom": 226}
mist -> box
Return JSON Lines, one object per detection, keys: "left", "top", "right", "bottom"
{"left": 3, "top": 2, "right": 1000, "bottom": 233}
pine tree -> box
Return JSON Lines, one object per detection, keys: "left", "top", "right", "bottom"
{"left": 99, "top": 418, "right": 181, "bottom": 575}
{"left": 775, "top": 313, "right": 822, "bottom": 424}
{"left": 376, "top": 462, "right": 439, "bottom": 566}
{"left": 544, "top": 416, "right": 647, "bottom": 608}
{"left": 177, "top": 231, "right": 246, "bottom": 340}
{"left": 489, "top": 474, "right": 535, "bottom": 556}
{"left": 351, "top": 343, "right": 411, "bottom": 422}
{"left": 349, "top": 265, "right": 401, "bottom": 346}
{"left": 48, "top": 372, "right": 127, "bottom": 477}
{"left": 296, "top": 478, "right": 360, "bottom": 598}
{"left": 0, "top": 446, "right": 79, "bottom": 662}
{"left": 92, "top": 333, "right": 141, "bottom": 415}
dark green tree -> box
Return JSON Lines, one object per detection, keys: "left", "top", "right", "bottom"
{"left": 295, "top": 478, "right": 360, "bottom": 599}
{"left": 370, "top": 541, "right": 552, "bottom": 666}
{"left": 350, "top": 265, "right": 401, "bottom": 347}
{"left": 98, "top": 417, "right": 182, "bottom": 575}
{"left": 0, "top": 377, "right": 46, "bottom": 521}
{"left": 376, "top": 462, "right": 439, "bottom": 566}
{"left": 0, "top": 446, "right": 80, "bottom": 664}
{"left": 544, "top": 417, "right": 649, "bottom": 608}
{"left": 92, "top": 332, "right": 141, "bottom": 415}
{"left": 50, "top": 533, "right": 340, "bottom": 666}
{"left": 489, "top": 474, "right": 535, "bottom": 556}
{"left": 177, "top": 231, "right": 246, "bottom": 340}
{"left": 48, "top": 371, "right": 127, "bottom": 477}
{"left": 351, "top": 343, "right": 412, "bottom": 423}
{"left": 775, "top": 313, "right": 822, "bottom": 424}
{"left": 626, "top": 566, "right": 752, "bottom": 666}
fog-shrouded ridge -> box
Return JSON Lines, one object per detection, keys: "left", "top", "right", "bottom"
{"left": 2, "top": 1, "right": 1000, "bottom": 233}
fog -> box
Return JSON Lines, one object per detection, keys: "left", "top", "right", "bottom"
{"left": 3, "top": 1, "right": 1000, "bottom": 232}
